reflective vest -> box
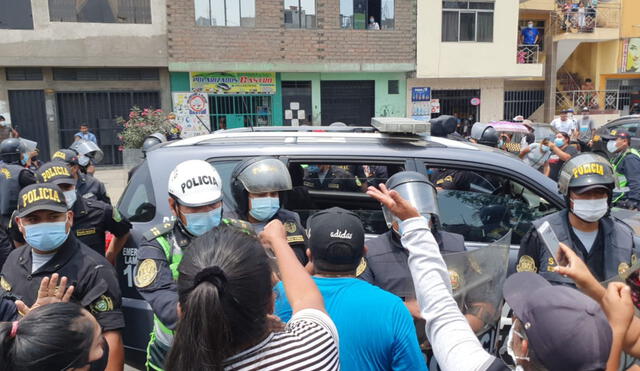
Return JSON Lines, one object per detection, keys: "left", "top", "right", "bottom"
{"left": 613, "top": 148, "right": 640, "bottom": 202}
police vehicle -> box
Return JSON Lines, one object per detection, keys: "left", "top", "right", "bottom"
{"left": 115, "top": 118, "right": 629, "bottom": 365}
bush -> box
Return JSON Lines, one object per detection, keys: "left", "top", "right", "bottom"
{"left": 117, "top": 107, "right": 181, "bottom": 150}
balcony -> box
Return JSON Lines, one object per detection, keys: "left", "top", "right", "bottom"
{"left": 551, "top": 3, "right": 620, "bottom": 41}
{"left": 555, "top": 89, "right": 620, "bottom": 114}
{"left": 517, "top": 44, "right": 541, "bottom": 64}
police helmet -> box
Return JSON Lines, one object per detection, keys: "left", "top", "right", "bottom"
{"left": 470, "top": 123, "right": 499, "bottom": 147}
{"left": 167, "top": 160, "right": 223, "bottom": 207}
{"left": 557, "top": 153, "right": 616, "bottom": 197}
{"left": 382, "top": 171, "right": 439, "bottom": 229}
{"left": 69, "top": 139, "right": 104, "bottom": 165}
{"left": 429, "top": 115, "right": 458, "bottom": 138}
{"left": 0, "top": 138, "right": 26, "bottom": 164}
{"left": 231, "top": 157, "right": 292, "bottom": 217}
{"left": 142, "top": 133, "right": 167, "bottom": 153}
{"left": 51, "top": 149, "right": 79, "bottom": 166}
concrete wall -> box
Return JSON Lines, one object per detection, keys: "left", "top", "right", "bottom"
{"left": 406, "top": 78, "right": 505, "bottom": 122}
{"left": 416, "top": 0, "right": 543, "bottom": 79}
{"left": 621, "top": 0, "right": 640, "bottom": 38}
{"left": 0, "top": 0, "right": 167, "bottom": 67}
{"left": 563, "top": 40, "right": 620, "bottom": 88}
{"left": 167, "top": 0, "right": 416, "bottom": 73}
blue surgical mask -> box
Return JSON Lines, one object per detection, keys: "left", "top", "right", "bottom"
{"left": 307, "top": 165, "right": 320, "bottom": 173}
{"left": 24, "top": 221, "right": 69, "bottom": 252}
{"left": 21, "top": 153, "right": 29, "bottom": 166}
{"left": 249, "top": 197, "right": 280, "bottom": 222}
{"left": 554, "top": 138, "right": 565, "bottom": 147}
{"left": 63, "top": 190, "right": 77, "bottom": 208}
{"left": 541, "top": 145, "right": 550, "bottom": 152}
{"left": 184, "top": 208, "right": 222, "bottom": 237}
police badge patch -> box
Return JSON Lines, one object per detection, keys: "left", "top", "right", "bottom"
{"left": 0, "top": 277, "right": 11, "bottom": 291}
{"left": 90, "top": 295, "right": 114, "bottom": 313}
{"left": 284, "top": 221, "right": 297, "bottom": 233}
{"left": 619, "top": 262, "right": 631, "bottom": 275}
{"left": 448, "top": 270, "right": 461, "bottom": 290}
{"left": 516, "top": 255, "right": 537, "bottom": 273}
{"left": 135, "top": 259, "right": 158, "bottom": 288}
{"left": 355, "top": 258, "right": 367, "bottom": 277}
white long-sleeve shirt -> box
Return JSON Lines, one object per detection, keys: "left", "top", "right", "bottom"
{"left": 400, "top": 217, "right": 500, "bottom": 371}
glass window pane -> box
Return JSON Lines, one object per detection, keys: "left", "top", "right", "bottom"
{"left": 381, "top": 0, "right": 394, "bottom": 29}
{"left": 442, "top": 11, "right": 459, "bottom": 41}
{"left": 284, "top": 0, "right": 298, "bottom": 28}
{"left": 340, "top": 0, "right": 353, "bottom": 29}
{"left": 353, "top": 0, "right": 367, "bottom": 29}
{"left": 469, "top": 0, "right": 494, "bottom": 9}
{"left": 211, "top": 0, "right": 225, "bottom": 26}
{"left": 301, "top": 0, "right": 316, "bottom": 29}
{"left": 226, "top": 0, "right": 240, "bottom": 26}
{"left": 77, "top": 0, "right": 117, "bottom": 23}
{"left": 0, "top": 0, "right": 34, "bottom": 29}
{"left": 240, "top": 0, "right": 255, "bottom": 27}
{"left": 194, "top": 0, "right": 211, "bottom": 25}
{"left": 459, "top": 12, "right": 475, "bottom": 41}
{"left": 443, "top": 1, "right": 468, "bottom": 9}
{"left": 477, "top": 12, "right": 493, "bottom": 42}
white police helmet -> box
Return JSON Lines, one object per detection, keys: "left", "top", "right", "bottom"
{"left": 167, "top": 160, "right": 223, "bottom": 207}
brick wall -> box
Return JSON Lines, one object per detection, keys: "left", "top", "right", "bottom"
{"left": 167, "top": 0, "right": 416, "bottom": 65}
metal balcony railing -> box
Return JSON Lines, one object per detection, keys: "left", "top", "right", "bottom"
{"left": 551, "top": 4, "right": 620, "bottom": 35}
{"left": 517, "top": 44, "right": 540, "bottom": 64}
{"left": 555, "top": 90, "right": 620, "bottom": 113}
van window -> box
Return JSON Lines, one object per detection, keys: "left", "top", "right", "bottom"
{"left": 119, "top": 162, "right": 156, "bottom": 222}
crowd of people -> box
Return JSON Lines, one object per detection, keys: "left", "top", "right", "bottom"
{"left": 0, "top": 117, "right": 639, "bottom": 371}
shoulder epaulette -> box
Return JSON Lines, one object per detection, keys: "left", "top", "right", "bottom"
{"left": 222, "top": 218, "right": 255, "bottom": 235}
{"left": 143, "top": 220, "right": 176, "bottom": 241}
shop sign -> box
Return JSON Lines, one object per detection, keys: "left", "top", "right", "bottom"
{"left": 622, "top": 38, "right": 640, "bottom": 73}
{"left": 172, "top": 92, "right": 211, "bottom": 138}
{"left": 470, "top": 97, "right": 481, "bottom": 106}
{"left": 411, "top": 87, "right": 431, "bottom": 102}
{"left": 190, "top": 72, "right": 277, "bottom": 95}
{"left": 431, "top": 99, "right": 440, "bottom": 113}
{"left": 411, "top": 87, "right": 432, "bottom": 121}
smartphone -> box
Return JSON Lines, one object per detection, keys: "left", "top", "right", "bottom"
{"left": 537, "top": 221, "right": 561, "bottom": 260}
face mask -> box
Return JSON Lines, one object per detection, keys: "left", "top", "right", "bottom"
{"left": 63, "top": 190, "right": 77, "bottom": 208}
{"left": 249, "top": 197, "right": 280, "bottom": 222}
{"left": 554, "top": 138, "right": 565, "bottom": 147}
{"left": 572, "top": 197, "right": 608, "bottom": 222}
{"left": 506, "top": 325, "right": 529, "bottom": 370}
{"left": 607, "top": 140, "right": 619, "bottom": 153}
{"left": 528, "top": 23, "right": 534, "bottom": 28}
{"left": 370, "top": 18, "right": 374, "bottom": 22}
{"left": 184, "top": 208, "right": 222, "bottom": 236}
{"left": 498, "top": 140, "right": 505, "bottom": 147}
{"left": 23, "top": 221, "right": 69, "bottom": 252}
{"left": 307, "top": 165, "right": 320, "bottom": 173}
{"left": 21, "top": 153, "right": 29, "bottom": 166}
{"left": 541, "top": 145, "right": 550, "bottom": 152}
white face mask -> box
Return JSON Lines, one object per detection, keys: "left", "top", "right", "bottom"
{"left": 607, "top": 140, "right": 620, "bottom": 153}
{"left": 506, "top": 325, "right": 529, "bottom": 370}
{"left": 572, "top": 197, "right": 608, "bottom": 222}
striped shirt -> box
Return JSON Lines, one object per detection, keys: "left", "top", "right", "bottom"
{"left": 224, "top": 309, "right": 340, "bottom": 371}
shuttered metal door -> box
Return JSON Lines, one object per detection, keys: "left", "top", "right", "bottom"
{"left": 321, "top": 81, "right": 375, "bottom": 126}
{"left": 8, "top": 90, "right": 50, "bottom": 161}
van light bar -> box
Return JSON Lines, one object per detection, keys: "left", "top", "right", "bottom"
{"left": 371, "top": 117, "right": 430, "bottom": 135}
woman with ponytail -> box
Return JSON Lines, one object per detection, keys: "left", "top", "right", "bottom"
{"left": 166, "top": 223, "right": 339, "bottom": 371}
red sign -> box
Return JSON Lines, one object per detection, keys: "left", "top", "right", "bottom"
{"left": 470, "top": 97, "right": 481, "bottom": 106}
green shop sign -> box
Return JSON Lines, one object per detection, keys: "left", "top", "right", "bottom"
{"left": 190, "top": 72, "right": 277, "bottom": 95}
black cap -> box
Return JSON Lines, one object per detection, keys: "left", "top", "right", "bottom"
{"left": 603, "top": 128, "right": 631, "bottom": 141}
{"left": 503, "top": 273, "right": 612, "bottom": 371}
{"left": 17, "top": 184, "right": 68, "bottom": 217}
{"left": 51, "top": 149, "right": 79, "bottom": 165}
{"left": 38, "top": 162, "right": 76, "bottom": 186}
{"left": 307, "top": 207, "right": 365, "bottom": 272}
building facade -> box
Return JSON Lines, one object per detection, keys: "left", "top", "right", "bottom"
{"left": 167, "top": 0, "right": 415, "bottom": 129}
{"left": 0, "top": 0, "right": 169, "bottom": 163}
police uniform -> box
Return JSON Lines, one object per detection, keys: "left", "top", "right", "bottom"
{"left": 263, "top": 209, "right": 308, "bottom": 264}
{"left": 303, "top": 165, "right": 359, "bottom": 192}
{"left": 612, "top": 148, "right": 640, "bottom": 207}
{"left": 0, "top": 289, "right": 18, "bottom": 321}
{"left": 77, "top": 173, "right": 111, "bottom": 204}
{"left": 517, "top": 209, "right": 639, "bottom": 284}
{"left": 432, "top": 168, "right": 474, "bottom": 191}
{"left": 135, "top": 217, "right": 251, "bottom": 370}
{"left": 0, "top": 184, "right": 124, "bottom": 333}
{"left": 72, "top": 196, "right": 131, "bottom": 256}
{"left": 0, "top": 163, "right": 36, "bottom": 226}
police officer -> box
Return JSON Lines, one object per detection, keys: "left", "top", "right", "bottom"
{"left": 38, "top": 162, "right": 132, "bottom": 263}
{"left": 604, "top": 129, "right": 640, "bottom": 210}
{"left": 231, "top": 156, "right": 308, "bottom": 263}
{"left": 518, "top": 154, "right": 639, "bottom": 284}
{"left": 0, "top": 138, "right": 37, "bottom": 226}
{"left": 70, "top": 138, "right": 103, "bottom": 176}
{"left": 359, "top": 171, "right": 493, "bottom": 335}
{"left": 51, "top": 148, "right": 111, "bottom": 204}
{"left": 303, "top": 164, "right": 360, "bottom": 192}
{"left": 0, "top": 183, "right": 125, "bottom": 369}
{"left": 135, "top": 159, "right": 235, "bottom": 371}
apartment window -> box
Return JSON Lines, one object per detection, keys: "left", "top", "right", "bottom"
{"left": 284, "top": 0, "right": 316, "bottom": 29}
{"left": 195, "top": 0, "right": 255, "bottom": 27}
{"left": 6, "top": 68, "right": 43, "bottom": 81}
{"left": 340, "top": 0, "right": 394, "bottom": 29}
{"left": 442, "top": 0, "right": 494, "bottom": 42}
{"left": 0, "top": 0, "right": 34, "bottom": 29}
{"left": 53, "top": 68, "right": 159, "bottom": 81}
{"left": 48, "top": 0, "right": 151, "bottom": 24}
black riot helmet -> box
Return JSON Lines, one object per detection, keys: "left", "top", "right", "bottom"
{"left": 429, "top": 115, "right": 458, "bottom": 138}
{"left": 231, "top": 157, "right": 293, "bottom": 218}
{"left": 382, "top": 171, "right": 439, "bottom": 229}
{"left": 470, "top": 123, "right": 499, "bottom": 147}
{"left": 557, "top": 153, "right": 616, "bottom": 199}
{"left": 142, "top": 133, "right": 167, "bottom": 154}
{"left": 0, "top": 138, "right": 26, "bottom": 164}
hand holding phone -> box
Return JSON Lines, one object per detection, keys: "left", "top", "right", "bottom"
{"left": 537, "top": 221, "right": 561, "bottom": 261}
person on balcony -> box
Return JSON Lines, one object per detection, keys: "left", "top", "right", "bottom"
{"left": 520, "top": 21, "right": 539, "bottom": 45}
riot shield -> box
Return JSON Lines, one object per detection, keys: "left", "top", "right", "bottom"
{"left": 442, "top": 231, "right": 511, "bottom": 338}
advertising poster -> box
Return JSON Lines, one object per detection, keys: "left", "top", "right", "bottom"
{"left": 411, "top": 87, "right": 432, "bottom": 121}
{"left": 190, "top": 72, "right": 277, "bottom": 95}
{"left": 624, "top": 38, "right": 640, "bottom": 73}
{"left": 172, "top": 92, "right": 211, "bottom": 138}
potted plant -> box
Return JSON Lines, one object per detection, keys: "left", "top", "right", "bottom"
{"left": 117, "top": 107, "right": 181, "bottom": 167}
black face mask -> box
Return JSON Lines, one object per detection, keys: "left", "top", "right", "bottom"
{"left": 88, "top": 341, "right": 109, "bottom": 371}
